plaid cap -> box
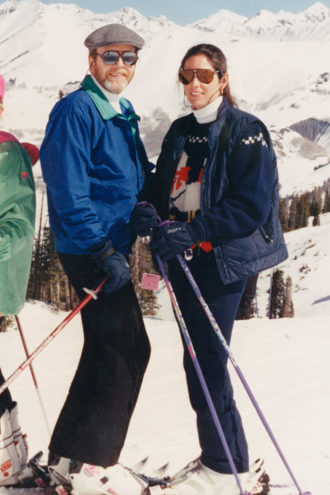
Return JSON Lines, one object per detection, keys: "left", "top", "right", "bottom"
{"left": 84, "top": 23, "right": 144, "bottom": 50}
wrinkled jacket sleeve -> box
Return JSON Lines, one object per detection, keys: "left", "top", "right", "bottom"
{"left": 0, "top": 142, "right": 35, "bottom": 261}
{"left": 40, "top": 100, "right": 107, "bottom": 251}
{"left": 190, "top": 121, "right": 275, "bottom": 244}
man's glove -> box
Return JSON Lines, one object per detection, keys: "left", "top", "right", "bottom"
{"left": 130, "top": 202, "right": 159, "bottom": 238}
{"left": 91, "top": 240, "right": 130, "bottom": 294}
{"left": 150, "top": 221, "right": 196, "bottom": 261}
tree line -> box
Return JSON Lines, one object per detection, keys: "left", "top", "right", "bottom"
{"left": 2, "top": 185, "right": 329, "bottom": 333}
{"left": 24, "top": 185, "right": 330, "bottom": 319}
{"left": 279, "top": 185, "right": 330, "bottom": 232}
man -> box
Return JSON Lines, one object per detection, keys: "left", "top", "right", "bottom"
{"left": 0, "top": 73, "right": 38, "bottom": 486}
{"left": 40, "top": 25, "right": 152, "bottom": 495}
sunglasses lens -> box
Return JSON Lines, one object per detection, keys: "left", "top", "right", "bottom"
{"left": 122, "top": 52, "right": 138, "bottom": 65}
{"left": 102, "top": 51, "right": 120, "bottom": 64}
{"left": 101, "top": 51, "right": 138, "bottom": 66}
{"left": 197, "top": 69, "right": 214, "bottom": 83}
{"left": 179, "top": 70, "right": 194, "bottom": 85}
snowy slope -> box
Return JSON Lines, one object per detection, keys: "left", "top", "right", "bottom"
{"left": 1, "top": 279, "right": 330, "bottom": 494}
{"left": 1, "top": 213, "right": 330, "bottom": 493}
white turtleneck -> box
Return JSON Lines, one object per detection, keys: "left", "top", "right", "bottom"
{"left": 192, "top": 96, "right": 223, "bottom": 124}
{"left": 90, "top": 74, "right": 122, "bottom": 114}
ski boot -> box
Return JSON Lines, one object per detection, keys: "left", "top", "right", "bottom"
{"left": 68, "top": 460, "right": 148, "bottom": 495}
{"left": 148, "top": 458, "right": 268, "bottom": 495}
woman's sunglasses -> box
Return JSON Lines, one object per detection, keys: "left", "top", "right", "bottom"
{"left": 96, "top": 50, "right": 138, "bottom": 66}
{"left": 179, "top": 69, "right": 223, "bottom": 85}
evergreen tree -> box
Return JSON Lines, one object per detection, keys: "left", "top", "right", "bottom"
{"left": 269, "top": 270, "right": 294, "bottom": 319}
{"left": 296, "top": 192, "right": 310, "bottom": 229}
{"left": 236, "top": 274, "right": 258, "bottom": 320}
{"left": 279, "top": 197, "right": 289, "bottom": 232}
{"left": 268, "top": 269, "right": 286, "bottom": 319}
{"left": 323, "top": 188, "right": 330, "bottom": 213}
{"left": 288, "top": 195, "right": 298, "bottom": 231}
{"left": 281, "top": 276, "right": 294, "bottom": 318}
{"left": 0, "top": 316, "right": 14, "bottom": 333}
{"left": 310, "top": 186, "right": 322, "bottom": 226}
{"left": 28, "top": 221, "right": 78, "bottom": 311}
{"left": 130, "top": 237, "right": 160, "bottom": 316}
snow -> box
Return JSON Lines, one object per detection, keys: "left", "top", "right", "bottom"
{"left": 1, "top": 214, "right": 330, "bottom": 493}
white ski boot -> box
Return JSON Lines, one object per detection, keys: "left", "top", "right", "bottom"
{"left": 155, "top": 458, "right": 266, "bottom": 495}
{"left": 9, "top": 403, "right": 28, "bottom": 467}
{"left": 68, "top": 460, "right": 148, "bottom": 495}
{"left": 0, "top": 409, "right": 22, "bottom": 485}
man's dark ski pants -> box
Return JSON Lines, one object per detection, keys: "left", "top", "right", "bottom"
{"left": 49, "top": 252, "right": 150, "bottom": 467}
{"left": 168, "top": 252, "right": 249, "bottom": 474}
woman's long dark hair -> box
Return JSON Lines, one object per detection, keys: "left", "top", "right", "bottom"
{"left": 179, "top": 44, "right": 238, "bottom": 107}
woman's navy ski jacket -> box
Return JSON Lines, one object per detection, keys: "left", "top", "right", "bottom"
{"left": 151, "top": 98, "right": 288, "bottom": 284}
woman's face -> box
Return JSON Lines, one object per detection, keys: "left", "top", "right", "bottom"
{"left": 182, "top": 54, "right": 228, "bottom": 110}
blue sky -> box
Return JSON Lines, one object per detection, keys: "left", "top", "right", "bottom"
{"left": 40, "top": 0, "right": 330, "bottom": 24}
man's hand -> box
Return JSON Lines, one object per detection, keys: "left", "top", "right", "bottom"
{"left": 91, "top": 240, "right": 130, "bottom": 294}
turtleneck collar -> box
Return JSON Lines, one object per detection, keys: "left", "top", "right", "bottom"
{"left": 192, "top": 96, "right": 223, "bottom": 124}
{"left": 90, "top": 74, "right": 122, "bottom": 113}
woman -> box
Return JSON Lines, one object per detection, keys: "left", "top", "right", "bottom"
{"left": 131, "top": 44, "right": 287, "bottom": 495}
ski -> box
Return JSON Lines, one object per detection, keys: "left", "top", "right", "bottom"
{"left": 0, "top": 453, "right": 169, "bottom": 495}
{"left": 0, "top": 453, "right": 276, "bottom": 495}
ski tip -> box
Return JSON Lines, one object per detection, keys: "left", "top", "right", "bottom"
{"left": 131, "top": 456, "right": 150, "bottom": 472}
{"left": 153, "top": 462, "right": 170, "bottom": 475}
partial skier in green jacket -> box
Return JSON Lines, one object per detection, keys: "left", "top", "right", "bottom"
{"left": 0, "top": 73, "right": 39, "bottom": 486}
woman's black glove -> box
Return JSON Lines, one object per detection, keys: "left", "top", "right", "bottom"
{"left": 91, "top": 240, "right": 130, "bottom": 294}
{"left": 130, "top": 202, "right": 159, "bottom": 238}
{"left": 150, "top": 221, "right": 197, "bottom": 261}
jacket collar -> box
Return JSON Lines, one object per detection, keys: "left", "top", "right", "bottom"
{"left": 0, "top": 131, "right": 19, "bottom": 144}
{"left": 81, "top": 75, "right": 140, "bottom": 122}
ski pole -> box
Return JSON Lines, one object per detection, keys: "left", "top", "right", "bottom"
{"left": 15, "top": 315, "right": 52, "bottom": 435}
{"left": 176, "top": 253, "right": 310, "bottom": 495}
{"left": 0, "top": 277, "right": 108, "bottom": 397}
{"left": 156, "top": 255, "right": 246, "bottom": 495}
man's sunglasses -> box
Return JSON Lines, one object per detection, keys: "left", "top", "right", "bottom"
{"left": 179, "top": 69, "right": 223, "bottom": 85}
{"left": 95, "top": 50, "right": 138, "bottom": 66}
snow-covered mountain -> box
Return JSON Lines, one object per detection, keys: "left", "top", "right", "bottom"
{"left": 0, "top": 0, "right": 329, "bottom": 197}
{"left": 189, "top": 2, "right": 330, "bottom": 41}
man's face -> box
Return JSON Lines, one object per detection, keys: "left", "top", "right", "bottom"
{"left": 89, "top": 43, "right": 137, "bottom": 94}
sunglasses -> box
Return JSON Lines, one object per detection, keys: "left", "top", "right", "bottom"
{"left": 179, "top": 69, "right": 223, "bottom": 85}
{"left": 96, "top": 50, "right": 138, "bottom": 66}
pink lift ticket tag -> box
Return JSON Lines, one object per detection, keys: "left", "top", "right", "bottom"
{"left": 141, "top": 273, "right": 160, "bottom": 291}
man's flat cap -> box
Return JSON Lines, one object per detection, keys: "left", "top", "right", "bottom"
{"left": 84, "top": 24, "right": 145, "bottom": 50}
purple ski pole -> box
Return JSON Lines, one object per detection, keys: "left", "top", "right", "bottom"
{"left": 176, "top": 253, "right": 310, "bottom": 495}
{"left": 156, "top": 255, "right": 247, "bottom": 495}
